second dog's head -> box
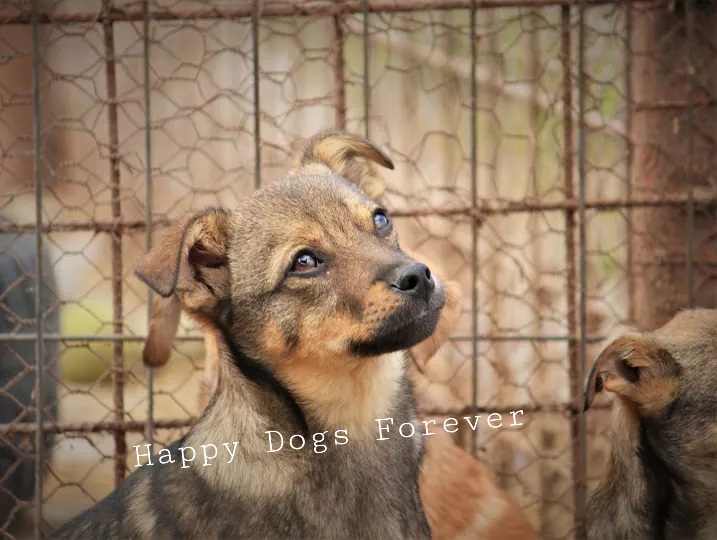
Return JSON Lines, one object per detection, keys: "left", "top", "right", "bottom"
{"left": 584, "top": 308, "right": 717, "bottom": 513}
{"left": 135, "top": 130, "right": 446, "bottom": 370}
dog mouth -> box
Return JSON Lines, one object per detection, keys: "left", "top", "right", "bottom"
{"left": 350, "top": 290, "right": 445, "bottom": 357}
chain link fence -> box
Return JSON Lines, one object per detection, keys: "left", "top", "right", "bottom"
{"left": 0, "top": 0, "right": 714, "bottom": 538}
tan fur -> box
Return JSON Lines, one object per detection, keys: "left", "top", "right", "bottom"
{"left": 419, "top": 430, "right": 538, "bottom": 540}
{"left": 267, "top": 344, "right": 405, "bottom": 438}
{"left": 584, "top": 332, "right": 681, "bottom": 418}
{"left": 186, "top": 338, "right": 300, "bottom": 499}
{"left": 126, "top": 476, "right": 158, "bottom": 537}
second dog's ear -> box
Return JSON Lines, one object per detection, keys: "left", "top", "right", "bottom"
{"left": 583, "top": 332, "right": 681, "bottom": 416}
{"left": 291, "top": 130, "right": 394, "bottom": 200}
{"left": 135, "top": 209, "right": 231, "bottom": 367}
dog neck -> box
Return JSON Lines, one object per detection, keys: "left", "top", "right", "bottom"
{"left": 194, "top": 311, "right": 408, "bottom": 438}
{"left": 267, "top": 349, "right": 406, "bottom": 438}
{"left": 586, "top": 401, "right": 705, "bottom": 539}
{"left": 184, "top": 316, "right": 413, "bottom": 499}
{"left": 586, "top": 405, "right": 655, "bottom": 538}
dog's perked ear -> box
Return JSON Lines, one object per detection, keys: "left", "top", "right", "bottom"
{"left": 134, "top": 209, "right": 231, "bottom": 368}
{"left": 583, "top": 332, "right": 681, "bottom": 416}
{"left": 290, "top": 129, "right": 395, "bottom": 200}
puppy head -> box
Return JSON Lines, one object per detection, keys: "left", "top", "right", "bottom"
{"left": 136, "top": 130, "right": 446, "bottom": 371}
{"left": 584, "top": 308, "right": 717, "bottom": 472}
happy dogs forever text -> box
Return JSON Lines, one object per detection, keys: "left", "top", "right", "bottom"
{"left": 132, "top": 410, "right": 524, "bottom": 468}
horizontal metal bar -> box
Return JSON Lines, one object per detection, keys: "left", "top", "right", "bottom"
{"left": 2, "top": 192, "right": 714, "bottom": 235}
{"left": 420, "top": 401, "right": 611, "bottom": 417}
{"left": 389, "top": 193, "right": 716, "bottom": 220}
{"left": 0, "top": 333, "right": 203, "bottom": 343}
{"left": 2, "top": 0, "right": 652, "bottom": 25}
{"left": 0, "top": 218, "right": 171, "bottom": 234}
{"left": 448, "top": 334, "right": 606, "bottom": 342}
{"left": 0, "top": 417, "right": 196, "bottom": 436}
{"left": 635, "top": 98, "right": 717, "bottom": 111}
{"left": 0, "top": 401, "right": 613, "bottom": 436}
{"left": 0, "top": 332, "right": 605, "bottom": 344}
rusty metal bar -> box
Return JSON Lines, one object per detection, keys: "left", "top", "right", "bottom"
{"left": 419, "top": 401, "right": 612, "bottom": 417}
{"left": 468, "top": 0, "right": 479, "bottom": 458}
{"left": 560, "top": 5, "right": 585, "bottom": 537}
{"left": 2, "top": 193, "right": 714, "bottom": 235}
{"left": 0, "top": 331, "right": 606, "bottom": 344}
{"left": 448, "top": 333, "right": 606, "bottom": 342}
{"left": 575, "top": 0, "right": 588, "bottom": 534}
{"left": 626, "top": 1, "right": 635, "bottom": 323}
{"left": 142, "top": 0, "right": 155, "bottom": 450}
{"left": 0, "top": 418, "right": 198, "bottom": 437}
{"left": 333, "top": 2, "right": 347, "bottom": 130}
{"left": 634, "top": 98, "right": 717, "bottom": 111}
{"left": 0, "top": 400, "right": 614, "bottom": 438}
{"left": 0, "top": 333, "right": 203, "bottom": 343}
{"left": 362, "top": 0, "right": 370, "bottom": 137}
{"left": 253, "top": 0, "right": 262, "bottom": 190}
{"left": 2, "top": 0, "right": 655, "bottom": 25}
{"left": 31, "top": 0, "right": 45, "bottom": 534}
{"left": 685, "top": 0, "right": 695, "bottom": 308}
{"left": 388, "top": 194, "right": 717, "bottom": 216}
{"left": 0, "top": 219, "right": 172, "bottom": 234}
{"left": 102, "top": 0, "right": 127, "bottom": 486}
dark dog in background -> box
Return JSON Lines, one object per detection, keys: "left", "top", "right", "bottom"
{"left": 584, "top": 308, "right": 717, "bottom": 539}
{"left": 0, "top": 227, "right": 59, "bottom": 529}
{"left": 50, "top": 131, "right": 441, "bottom": 539}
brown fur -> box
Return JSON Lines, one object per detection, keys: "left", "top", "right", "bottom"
{"left": 585, "top": 308, "right": 717, "bottom": 539}
{"left": 51, "top": 130, "right": 437, "bottom": 539}
{"left": 419, "top": 431, "right": 538, "bottom": 540}
{"left": 290, "top": 129, "right": 394, "bottom": 200}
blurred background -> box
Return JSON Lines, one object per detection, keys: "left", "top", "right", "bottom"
{"left": 1, "top": 0, "right": 715, "bottom": 538}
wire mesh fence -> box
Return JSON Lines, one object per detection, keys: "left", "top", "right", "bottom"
{"left": 0, "top": 0, "right": 713, "bottom": 538}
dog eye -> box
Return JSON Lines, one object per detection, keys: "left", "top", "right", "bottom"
{"left": 291, "top": 252, "right": 321, "bottom": 273}
{"left": 374, "top": 211, "right": 392, "bottom": 236}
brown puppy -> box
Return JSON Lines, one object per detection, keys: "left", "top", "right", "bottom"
{"left": 50, "top": 130, "right": 440, "bottom": 539}
{"left": 141, "top": 145, "right": 537, "bottom": 539}
{"left": 584, "top": 308, "right": 717, "bottom": 539}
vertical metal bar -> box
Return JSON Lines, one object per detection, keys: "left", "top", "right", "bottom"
{"left": 561, "top": 4, "right": 586, "bottom": 537}
{"left": 685, "top": 0, "right": 695, "bottom": 308}
{"left": 103, "top": 0, "right": 127, "bottom": 485}
{"left": 625, "top": 2, "right": 635, "bottom": 323}
{"left": 143, "top": 0, "right": 154, "bottom": 448}
{"left": 31, "top": 1, "right": 45, "bottom": 536}
{"left": 253, "top": 0, "right": 262, "bottom": 191}
{"left": 333, "top": 2, "right": 347, "bottom": 130}
{"left": 528, "top": 10, "right": 552, "bottom": 534}
{"left": 469, "top": 0, "right": 479, "bottom": 458}
{"left": 362, "top": 0, "right": 370, "bottom": 138}
{"left": 576, "top": 0, "right": 588, "bottom": 536}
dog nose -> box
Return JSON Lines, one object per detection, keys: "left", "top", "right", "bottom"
{"left": 389, "top": 262, "right": 435, "bottom": 299}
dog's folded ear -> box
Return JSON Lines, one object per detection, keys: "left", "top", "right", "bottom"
{"left": 291, "top": 129, "right": 394, "bottom": 200}
{"left": 583, "top": 332, "right": 681, "bottom": 416}
{"left": 134, "top": 209, "right": 231, "bottom": 367}
{"left": 143, "top": 294, "right": 182, "bottom": 368}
